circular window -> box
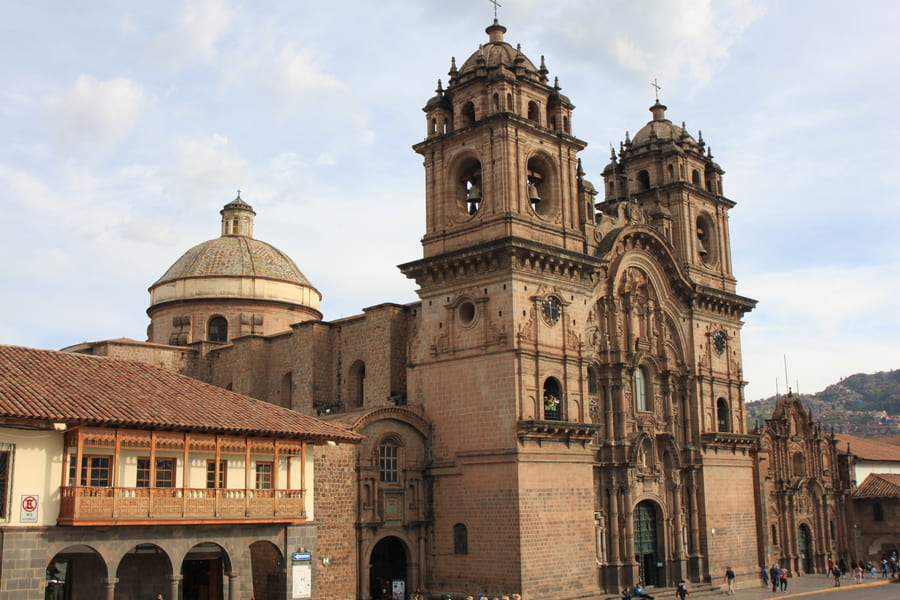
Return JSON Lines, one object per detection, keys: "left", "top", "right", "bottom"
{"left": 458, "top": 301, "right": 476, "bottom": 325}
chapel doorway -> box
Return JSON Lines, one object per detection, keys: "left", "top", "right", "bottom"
{"left": 634, "top": 500, "right": 661, "bottom": 587}
{"left": 370, "top": 536, "right": 408, "bottom": 600}
{"left": 798, "top": 524, "right": 812, "bottom": 574}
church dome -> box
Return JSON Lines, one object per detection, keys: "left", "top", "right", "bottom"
{"left": 454, "top": 21, "right": 544, "bottom": 84}
{"left": 153, "top": 236, "right": 313, "bottom": 288}
{"left": 631, "top": 101, "right": 699, "bottom": 147}
{"left": 147, "top": 194, "right": 321, "bottom": 345}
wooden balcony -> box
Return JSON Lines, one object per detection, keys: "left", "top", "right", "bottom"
{"left": 58, "top": 486, "right": 306, "bottom": 526}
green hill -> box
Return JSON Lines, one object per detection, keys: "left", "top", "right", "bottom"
{"left": 745, "top": 369, "right": 900, "bottom": 436}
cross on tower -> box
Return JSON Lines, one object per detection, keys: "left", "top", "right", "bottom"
{"left": 488, "top": 0, "right": 502, "bottom": 20}
{"left": 651, "top": 78, "right": 661, "bottom": 102}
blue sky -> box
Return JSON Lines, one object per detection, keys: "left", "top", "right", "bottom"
{"left": 1, "top": 0, "right": 898, "bottom": 402}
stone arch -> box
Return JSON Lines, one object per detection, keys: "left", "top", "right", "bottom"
{"left": 208, "top": 315, "right": 228, "bottom": 343}
{"left": 180, "top": 541, "right": 234, "bottom": 600}
{"left": 115, "top": 543, "right": 174, "bottom": 600}
{"left": 249, "top": 540, "right": 285, "bottom": 600}
{"left": 367, "top": 534, "right": 414, "bottom": 600}
{"left": 633, "top": 498, "right": 665, "bottom": 586}
{"left": 348, "top": 360, "right": 366, "bottom": 408}
{"left": 448, "top": 151, "right": 483, "bottom": 217}
{"left": 695, "top": 211, "right": 717, "bottom": 264}
{"left": 526, "top": 150, "right": 559, "bottom": 219}
{"left": 46, "top": 544, "right": 108, "bottom": 600}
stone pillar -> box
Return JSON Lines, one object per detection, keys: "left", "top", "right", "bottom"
{"left": 104, "top": 577, "right": 118, "bottom": 600}
{"left": 169, "top": 574, "right": 182, "bottom": 600}
{"left": 623, "top": 483, "right": 637, "bottom": 583}
{"left": 608, "top": 483, "right": 621, "bottom": 563}
{"left": 227, "top": 571, "right": 239, "bottom": 600}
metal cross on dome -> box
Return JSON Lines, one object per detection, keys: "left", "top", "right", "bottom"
{"left": 488, "top": 0, "right": 502, "bottom": 20}
{"left": 651, "top": 78, "right": 661, "bottom": 102}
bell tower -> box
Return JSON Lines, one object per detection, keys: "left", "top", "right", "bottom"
{"left": 600, "top": 101, "right": 737, "bottom": 293}
{"left": 402, "top": 21, "right": 602, "bottom": 600}
{"left": 413, "top": 20, "right": 590, "bottom": 258}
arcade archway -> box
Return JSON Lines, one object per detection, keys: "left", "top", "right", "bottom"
{"left": 370, "top": 536, "right": 408, "bottom": 600}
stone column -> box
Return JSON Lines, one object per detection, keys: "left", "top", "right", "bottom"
{"left": 227, "top": 571, "right": 239, "bottom": 600}
{"left": 104, "top": 577, "right": 117, "bottom": 600}
{"left": 169, "top": 574, "right": 182, "bottom": 600}
{"left": 608, "top": 483, "right": 621, "bottom": 563}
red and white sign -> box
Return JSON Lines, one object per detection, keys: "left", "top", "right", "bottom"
{"left": 20, "top": 494, "right": 39, "bottom": 523}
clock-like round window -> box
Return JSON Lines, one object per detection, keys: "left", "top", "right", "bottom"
{"left": 541, "top": 296, "right": 561, "bottom": 326}
{"left": 713, "top": 330, "right": 727, "bottom": 355}
{"left": 459, "top": 301, "right": 476, "bottom": 325}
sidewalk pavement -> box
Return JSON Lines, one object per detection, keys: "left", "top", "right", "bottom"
{"left": 721, "top": 575, "right": 893, "bottom": 600}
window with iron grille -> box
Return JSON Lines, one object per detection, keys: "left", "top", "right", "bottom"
{"left": 379, "top": 443, "right": 398, "bottom": 483}
{"left": 0, "top": 449, "right": 10, "bottom": 519}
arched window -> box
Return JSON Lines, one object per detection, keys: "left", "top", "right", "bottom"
{"left": 379, "top": 442, "right": 399, "bottom": 483}
{"left": 588, "top": 366, "right": 600, "bottom": 395}
{"left": 667, "top": 164, "right": 674, "bottom": 181}
{"left": 492, "top": 93, "right": 500, "bottom": 111}
{"left": 281, "top": 372, "right": 292, "bottom": 408}
{"left": 454, "top": 523, "right": 468, "bottom": 554}
{"left": 506, "top": 93, "right": 513, "bottom": 111}
{"left": 874, "top": 502, "right": 884, "bottom": 522}
{"left": 563, "top": 116, "right": 570, "bottom": 134}
{"left": 208, "top": 317, "right": 228, "bottom": 342}
{"left": 348, "top": 360, "right": 366, "bottom": 408}
{"left": 527, "top": 101, "right": 539, "bottom": 122}
{"left": 793, "top": 452, "right": 806, "bottom": 477}
{"left": 430, "top": 118, "right": 437, "bottom": 134}
{"left": 691, "top": 169, "right": 701, "bottom": 186}
{"left": 635, "top": 366, "right": 648, "bottom": 411}
{"left": 771, "top": 524, "right": 778, "bottom": 545}
{"left": 461, "top": 101, "right": 476, "bottom": 126}
{"left": 543, "top": 377, "right": 562, "bottom": 421}
{"left": 637, "top": 170, "right": 650, "bottom": 191}
{"left": 717, "top": 398, "right": 730, "bottom": 432}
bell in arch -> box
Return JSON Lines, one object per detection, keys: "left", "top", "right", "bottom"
{"left": 697, "top": 226, "right": 709, "bottom": 256}
{"left": 527, "top": 179, "right": 541, "bottom": 207}
{"left": 465, "top": 180, "right": 481, "bottom": 215}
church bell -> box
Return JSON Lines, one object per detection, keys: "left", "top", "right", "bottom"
{"left": 465, "top": 183, "right": 481, "bottom": 214}
{"left": 527, "top": 180, "right": 541, "bottom": 205}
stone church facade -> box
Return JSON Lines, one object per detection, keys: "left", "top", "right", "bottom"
{"left": 68, "top": 19, "right": 889, "bottom": 600}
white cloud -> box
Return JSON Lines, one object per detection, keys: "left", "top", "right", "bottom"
{"left": 169, "top": 134, "right": 246, "bottom": 200}
{"left": 44, "top": 75, "right": 146, "bottom": 159}
{"left": 148, "top": 0, "right": 234, "bottom": 68}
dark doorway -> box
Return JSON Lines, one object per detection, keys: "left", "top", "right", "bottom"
{"left": 183, "top": 558, "right": 223, "bottom": 600}
{"left": 370, "top": 536, "right": 408, "bottom": 600}
{"left": 798, "top": 524, "right": 812, "bottom": 574}
{"left": 634, "top": 501, "right": 661, "bottom": 586}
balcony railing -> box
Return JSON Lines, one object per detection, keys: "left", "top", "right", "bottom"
{"left": 58, "top": 486, "right": 306, "bottom": 524}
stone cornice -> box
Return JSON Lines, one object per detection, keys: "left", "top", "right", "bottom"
{"left": 399, "top": 236, "right": 606, "bottom": 289}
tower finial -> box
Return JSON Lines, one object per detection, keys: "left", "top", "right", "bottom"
{"left": 488, "top": 0, "right": 502, "bottom": 21}
{"left": 651, "top": 78, "right": 661, "bottom": 102}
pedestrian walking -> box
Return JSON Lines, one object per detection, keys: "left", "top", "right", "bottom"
{"left": 779, "top": 567, "right": 788, "bottom": 591}
{"left": 831, "top": 565, "right": 841, "bottom": 587}
{"left": 676, "top": 580, "right": 689, "bottom": 600}
{"left": 724, "top": 567, "right": 736, "bottom": 595}
{"left": 769, "top": 564, "right": 780, "bottom": 593}
{"left": 854, "top": 564, "right": 863, "bottom": 584}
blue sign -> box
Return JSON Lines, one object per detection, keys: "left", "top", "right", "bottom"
{"left": 292, "top": 552, "right": 311, "bottom": 561}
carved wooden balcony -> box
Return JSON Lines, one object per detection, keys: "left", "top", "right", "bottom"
{"left": 58, "top": 486, "right": 306, "bottom": 526}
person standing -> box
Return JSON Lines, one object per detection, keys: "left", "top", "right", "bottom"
{"left": 676, "top": 580, "right": 689, "bottom": 600}
{"left": 854, "top": 563, "right": 863, "bottom": 584}
{"left": 761, "top": 566, "right": 769, "bottom": 588}
{"left": 831, "top": 564, "right": 841, "bottom": 587}
{"left": 724, "top": 567, "right": 736, "bottom": 595}
{"left": 769, "top": 565, "right": 780, "bottom": 593}
{"left": 780, "top": 567, "right": 788, "bottom": 591}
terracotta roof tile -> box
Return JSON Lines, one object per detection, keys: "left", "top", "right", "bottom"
{"left": 0, "top": 345, "right": 361, "bottom": 443}
{"left": 853, "top": 473, "right": 900, "bottom": 498}
{"left": 834, "top": 434, "right": 900, "bottom": 462}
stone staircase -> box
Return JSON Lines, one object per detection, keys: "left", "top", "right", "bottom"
{"left": 605, "top": 581, "right": 724, "bottom": 600}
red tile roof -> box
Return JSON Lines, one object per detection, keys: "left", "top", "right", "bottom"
{"left": 834, "top": 434, "right": 900, "bottom": 462}
{"left": 853, "top": 473, "right": 900, "bottom": 499}
{"left": 0, "top": 345, "right": 362, "bottom": 443}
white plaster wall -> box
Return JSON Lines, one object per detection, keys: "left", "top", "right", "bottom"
{"left": 1, "top": 426, "right": 64, "bottom": 526}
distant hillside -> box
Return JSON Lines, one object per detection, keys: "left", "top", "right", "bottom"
{"left": 745, "top": 369, "right": 900, "bottom": 437}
